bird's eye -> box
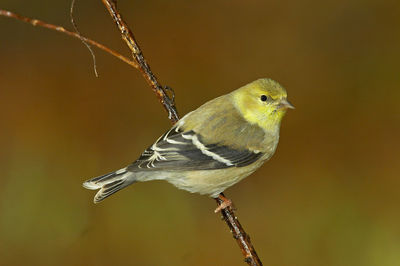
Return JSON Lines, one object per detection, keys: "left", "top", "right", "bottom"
{"left": 260, "top": 95, "right": 268, "bottom": 102}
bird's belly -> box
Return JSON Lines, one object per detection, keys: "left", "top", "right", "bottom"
{"left": 164, "top": 163, "right": 262, "bottom": 197}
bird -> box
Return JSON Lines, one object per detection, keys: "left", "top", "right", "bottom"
{"left": 83, "top": 78, "right": 294, "bottom": 211}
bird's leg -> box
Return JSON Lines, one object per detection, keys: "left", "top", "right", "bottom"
{"left": 214, "top": 193, "right": 234, "bottom": 213}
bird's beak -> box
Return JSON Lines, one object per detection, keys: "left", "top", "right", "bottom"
{"left": 278, "top": 99, "right": 295, "bottom": 110}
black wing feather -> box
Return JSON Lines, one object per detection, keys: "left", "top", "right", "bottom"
{"left": 128, "top": 126, "right": 263, "bottom": 171}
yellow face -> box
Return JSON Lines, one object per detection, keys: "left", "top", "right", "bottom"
{"left": 232, "top": 78, "right": 294, "bottom": 132}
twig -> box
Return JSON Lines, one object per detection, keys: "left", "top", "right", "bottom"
{"left": 70, "top": 0, "right": 99, "bottom": 77}
{"left": 100, "top": 1, "right": 262, "bottom": 265}
{"left": 216, "top": 194, "right": 263, "bottom": 266}
{"left": 101, "top": 0, "right": 179, "bottom": 123}
{"left": 0, "top": 9, "right": 138, "bottom": 69}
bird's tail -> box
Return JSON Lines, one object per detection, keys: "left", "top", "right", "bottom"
{"left": 83, "top": 167, "right": 135, "bottom": 203}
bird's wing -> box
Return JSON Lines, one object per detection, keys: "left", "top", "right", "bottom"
{"left": 128, "top": 126, "right": 263, "bottom": 171}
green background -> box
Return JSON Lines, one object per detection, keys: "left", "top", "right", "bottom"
{"left": 1, "top": 0, "right": 399, "bottom": 265}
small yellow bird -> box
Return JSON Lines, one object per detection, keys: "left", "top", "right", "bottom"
{"left": 83, "top": 78, "right": 293, "bottom": 210}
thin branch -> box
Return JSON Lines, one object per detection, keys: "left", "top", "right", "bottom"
{"left": 70, "top": 0, "right": 99, "bottom": 77}
{"left": 101, "top": 0, "right": 179, "bottom": 123}
{"left": 0, "top": 9, "right": 138, "bottom": 69}
{"left": 100, "top": 1, "right": 262, "bottom": 265}
{"left": 216, "top": 194, "right": 263, "bottom": 266}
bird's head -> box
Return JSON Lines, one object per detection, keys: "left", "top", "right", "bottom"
{"left": 232, "top": 78, "right": 294, "bottom": 132}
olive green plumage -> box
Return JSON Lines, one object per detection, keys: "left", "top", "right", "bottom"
{"left": 83, "top": 78, "right": 293, "bottom": 203}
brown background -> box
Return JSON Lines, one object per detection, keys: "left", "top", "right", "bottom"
{"left": 1, "top": 0, "right": 400, "bottom": 265}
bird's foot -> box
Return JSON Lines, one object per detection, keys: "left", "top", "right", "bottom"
{"left": 214, "top": 194, "right": 234, "bottom": 213}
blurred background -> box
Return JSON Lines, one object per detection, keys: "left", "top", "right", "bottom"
{"left": 1, "top": 0, "right": 399, "bottom": 265}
